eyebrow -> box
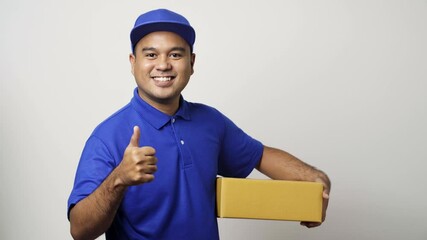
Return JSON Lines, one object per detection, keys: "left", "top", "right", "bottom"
{"left": 141, "top": 47, "right": 187, "bottom": 52}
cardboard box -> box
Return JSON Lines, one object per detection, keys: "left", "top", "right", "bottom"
{"left": 216, "top": 177, "right": 323, "bottom": 222}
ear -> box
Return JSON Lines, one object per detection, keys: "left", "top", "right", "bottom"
{"left": 129, "top": 53, "right": 136, "bottom": 76}
{"left": 190, "top": 53, "right": 196, "bottom": 75}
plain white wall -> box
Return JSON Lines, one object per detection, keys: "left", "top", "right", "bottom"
{"left": 1, "top": 0, "right": 426, "bottom": 239}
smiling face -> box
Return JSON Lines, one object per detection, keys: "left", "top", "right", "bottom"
{"left": 129, "top": 31, "right": 195, "bottom": 115}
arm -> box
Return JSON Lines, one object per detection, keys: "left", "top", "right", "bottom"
{"left": 69, "top": 126, "right": 157, "bottom": 240}
{"left": 256, "top": 146, "right": 331, "bottom": 228}
{"left": 69, "top": 169, "right": 127, "bottom": 240}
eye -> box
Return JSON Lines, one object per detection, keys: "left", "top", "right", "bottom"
{"left": 169, "top": 53, "right": 182, "bottom": 59}
{"left": 145, "top": 53, "right": 157, "bottom": 59}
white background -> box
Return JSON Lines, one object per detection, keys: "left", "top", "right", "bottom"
{"left": 1, "top": 0, "right": 426, "bottom": 239}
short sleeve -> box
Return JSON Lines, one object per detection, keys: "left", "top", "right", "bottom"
{"left": 67, "top": 135, "right": 116, "bottom": 219}
{"left": 217, "top": 114, "right": 264, "bottom": 178}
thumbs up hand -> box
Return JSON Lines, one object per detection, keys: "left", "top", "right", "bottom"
{"left": 115, "top": 126, "right": 157, "bottom": 186}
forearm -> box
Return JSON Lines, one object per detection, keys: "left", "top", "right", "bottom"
{"left": 256, "top": 146, "right": 331, "bottom": 227}
{"left": 257, "top": 146, "right": 329, "bottom": 184}
{"left": 70, "top": 169, "right": 127, "bottom": 240}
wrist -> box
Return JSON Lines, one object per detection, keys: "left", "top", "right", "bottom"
{"left": 108, "top": 167, "right": 129, "bottom": 192}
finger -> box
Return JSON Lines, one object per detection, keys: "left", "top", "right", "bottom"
{"left": 141, "top": 146, "right": 156, "bottom": 156}
{"left": 128, "top": 126, "right": 141, "bottom": 147}
{"left": 136, "top": 155, "right": 157, "bottom": 166}
{"left": 323, "top": 191, "right": 330, "bottom": 199}
{"left": 145, "top": 156, "right": 158, "bottom": 165}
{"left": 142, "top": 164, "right": 158, "bottom": 174}
{"left": 300, "top": 221, "right": 321, "bottom": 228}
{"left": 143, "top": 174, "right": 155, "bottom": 183}
{"left": 133, "top": 172, "right": 155, "bottom": 184}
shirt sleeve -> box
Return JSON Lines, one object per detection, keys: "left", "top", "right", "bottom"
{"left": 217, "top": 114, "right": 264, "bottom": 178}
{"left": 67, "top": 135, "right": 116, "bottom": 219}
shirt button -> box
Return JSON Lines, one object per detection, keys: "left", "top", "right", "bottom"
{"left": 180, "top": 140, "right": 185, "bottom": 145}
{"left": 172, "top": 118, "right": 176, "bottom": 123}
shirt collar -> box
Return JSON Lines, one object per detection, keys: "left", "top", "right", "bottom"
{"left": 131, "top": 88, "right": 191, "bottom": 129}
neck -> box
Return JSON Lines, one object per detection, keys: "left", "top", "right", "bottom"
{"left": 138, "top": 93, "right": 180, "bottom": 116}
{"left": 152, "top": 102, "right": 179, "bottom": 116}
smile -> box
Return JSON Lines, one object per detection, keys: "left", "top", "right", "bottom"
{"left": 152, "top": 76, "right": 174, "bottom": 82}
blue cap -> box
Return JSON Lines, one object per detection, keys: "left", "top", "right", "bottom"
{"left": 130, "top": 9, "right": 196, "bottom": 52}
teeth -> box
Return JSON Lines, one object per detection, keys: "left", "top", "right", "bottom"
{"left": 153, "top": 76, "right": 172, "bottom": 82}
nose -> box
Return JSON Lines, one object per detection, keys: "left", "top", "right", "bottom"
{"left": 156, "top": 56, "right": 172, "bottom": 71}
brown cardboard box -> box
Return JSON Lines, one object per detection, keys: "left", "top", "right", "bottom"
{"left": 216, "top": 177, "right": 323, "bottom": 222}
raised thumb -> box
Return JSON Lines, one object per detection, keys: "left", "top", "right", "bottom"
{"left": 128, "top": 126, "right": 140, "bottom": 147}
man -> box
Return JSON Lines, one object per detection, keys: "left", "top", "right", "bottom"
{"left": 68, "top": 8, "right": 330, "bottom": 240}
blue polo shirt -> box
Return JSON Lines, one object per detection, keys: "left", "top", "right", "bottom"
{"left": 68, "top": 88, "right": 264, "bottom": 240}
